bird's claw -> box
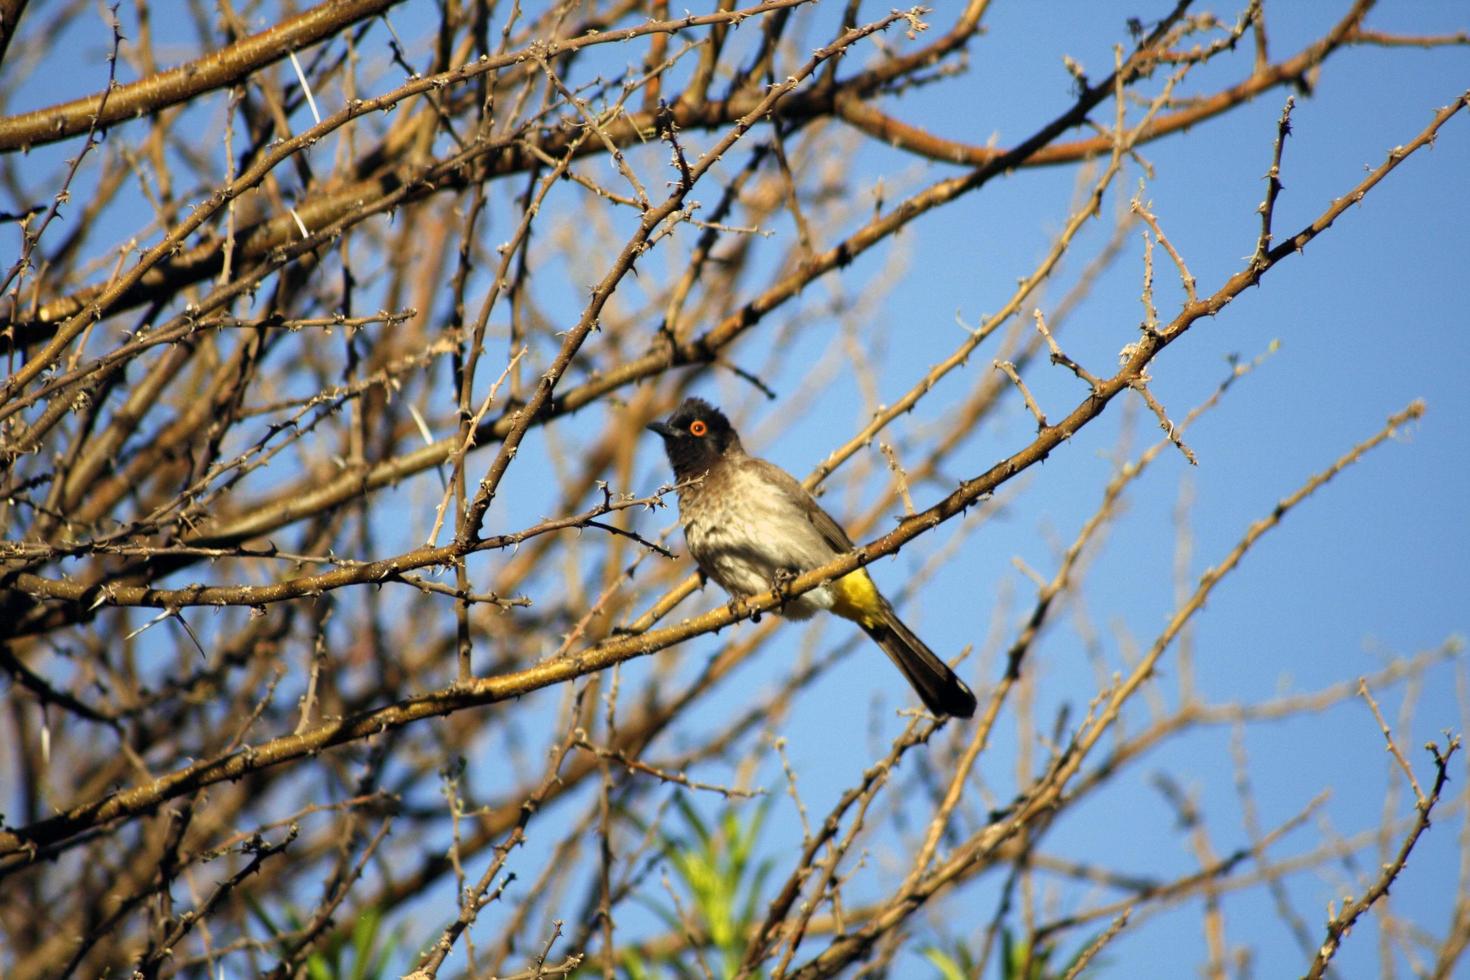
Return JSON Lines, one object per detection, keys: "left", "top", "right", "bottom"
{"left": 726, "top": 595, "right": 757, "bottom": 623}
{"left": 771, "top": 567, "right": 799, "bottom": 612}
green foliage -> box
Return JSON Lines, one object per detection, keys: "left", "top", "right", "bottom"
{"left": 620, "top": 793, "right": 774, "bottom": 978}
{"left": 1001, "top": 925, "right": 1105, "bottom": 980}
{"left": 247, "top": 896, "right": 403, "bottom": 980}
{"left": 922, "top": 943, "right": 973, "bottom": 980}
{"left": 923, "top": 924, "right": 1107, "bottom": 980}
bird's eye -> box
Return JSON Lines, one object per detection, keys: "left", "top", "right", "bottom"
{"left": 689, "top": 419, "right": 708, "bottom": 437}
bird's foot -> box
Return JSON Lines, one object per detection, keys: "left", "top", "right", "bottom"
{"left": 771, "top": 567, "right": 799, "bottom": 612}
{"left": 726, "top": 595, "right": 757, "bottom": 623}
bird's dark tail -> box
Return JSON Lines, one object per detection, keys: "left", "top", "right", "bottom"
{"left": 862, "top": 605, "right": 976, "bottom": 719}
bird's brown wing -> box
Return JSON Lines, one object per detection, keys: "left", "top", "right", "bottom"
{"left": 749, "top": 458, "right": 855, "bottom": 552}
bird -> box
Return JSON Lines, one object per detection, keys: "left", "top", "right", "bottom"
{"left": 648, "top": 397, "right": 976, "bottom": 718}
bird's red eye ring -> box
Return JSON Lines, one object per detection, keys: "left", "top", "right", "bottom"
{"left": 689, "top": 419, "right": 708, "bottom": 437}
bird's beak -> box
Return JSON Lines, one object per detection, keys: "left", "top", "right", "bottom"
{"left": 647, "top": 420, "right": 675, "bottom": 438}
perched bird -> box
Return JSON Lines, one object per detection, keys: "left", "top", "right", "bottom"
{"left": 648, "top": 398, "right": 976, "bottom": 718}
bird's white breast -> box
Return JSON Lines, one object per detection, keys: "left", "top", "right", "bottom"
{"left": 679, "top": 463, "right": 839, "bottom": 619}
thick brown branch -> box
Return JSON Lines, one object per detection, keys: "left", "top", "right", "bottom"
{"left": 0, "top": 0, "right": 403, "bottom": 153}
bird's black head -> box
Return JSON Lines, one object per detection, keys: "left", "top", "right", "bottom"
{"left": 647, "top": 398, "right": 741, "bottom": 479}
